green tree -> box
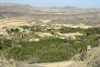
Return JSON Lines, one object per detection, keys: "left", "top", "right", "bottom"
{"left": 15, "top": 28, "right": 20, "bottom": 32}
{"left": 11, "top": 29, "right": 14, "bottom": 32}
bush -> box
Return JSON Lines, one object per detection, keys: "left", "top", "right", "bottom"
{"left": 11, "top": 29, "right": 15, "bottom": 32}
{"left": 50, "top": 44, "right": 56, "bottom": 48}
{"left": 15, "top": 28, "right": 20, "bottom": 32}
{"left": 28, "top": 58, "right": 39, "bottom": 64}
{"left": 0, "top": 44, "right": 3, "bottom": 49}
{"left": 86, "top": 32, "right": 90, "bottom": 35}
{"left": 51, "top": 32, "right": 54, "bottom": 35}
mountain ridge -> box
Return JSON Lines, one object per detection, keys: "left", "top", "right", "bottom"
{"left": 0, "top": 3, "right": 100, "bottom": 13}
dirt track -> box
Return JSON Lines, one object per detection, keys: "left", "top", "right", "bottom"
{"left": 21, "top": 61, "right": 74, "bottom": 67}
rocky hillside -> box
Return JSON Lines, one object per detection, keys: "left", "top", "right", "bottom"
{"left": 0, "top": 12, "right": 24, "bottom": 19}
{"left": 0, "top": 3, "right": 41, "bottom": 13}
{"left": 0, "top": 3, "right": 100, "bottom": 27}
{"left": 69, "top": 46, "right": 100, "bottom": 67}
{"left": 0, "top": 55, "right": 21, "bottom": 67}
{"left": 0, "top": 12, "right": 100, "bottom": 26}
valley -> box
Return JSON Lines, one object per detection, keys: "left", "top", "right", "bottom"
{"left": 0, "top": 3, "right": 100, "bottom": 67}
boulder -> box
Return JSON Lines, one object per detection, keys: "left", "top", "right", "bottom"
{"left": 16, "top": 45, "right": 22, "bottom": 48}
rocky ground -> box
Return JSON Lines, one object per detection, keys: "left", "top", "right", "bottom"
{"left": 0, "top": 12, "right": 100, "bottom": 26}
{"left": 0, "top": 55, "right": 21, "bottom": 67}
{"left": 69, "top": 46, "right": 100, "bottom": 67}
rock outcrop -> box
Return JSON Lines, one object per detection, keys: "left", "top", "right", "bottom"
{"left": 69, "top": 46, "right": 100, "bottom": 67}
{"left": 0, "top": 55, "right": 21, "bottom": 67}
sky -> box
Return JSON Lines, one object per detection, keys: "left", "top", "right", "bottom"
{"left": 0, "top": 0, "right": 100, "bottom": 8}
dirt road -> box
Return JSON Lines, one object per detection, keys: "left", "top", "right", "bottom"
{"left": 21, "top": 61, "right": 74, "bottom": 67}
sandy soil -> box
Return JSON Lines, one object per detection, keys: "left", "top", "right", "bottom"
{"left": 0, "top": 26, "right": 8, "bottom": 35}
{"left": 35, "top": 32, "right": 53, "bottom": 37}
{"left": 52, "top": 24, "right": 92, "bottom": 29}
{"left": 57, "top": 32, "right": 83, "bottom": 37}
{"left": 56, "top": 32, "right": 83, "bottom": 39}
{"left": 0, "top": 19, "right": 31, "bottom": 35}
{"left": 39, "top": 20, "right": 51, "bottom": 23}
{"left": 29, "top": 38, "right": 40, "bottom": 42}
{"left": 23, "top": 61, "right": 75, "bottom": 67}
{"left": 0, "top": 19, "right": 30, "bottom": 26}
{"left": 31, "top": 22, "right": 36, "bottom": 25}
{"left": 5, "top": 22, "right": 30, "bottom": 26}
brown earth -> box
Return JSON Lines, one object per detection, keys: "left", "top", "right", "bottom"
{"left": 68, "top": 46, "right": 100, "bottom": 67}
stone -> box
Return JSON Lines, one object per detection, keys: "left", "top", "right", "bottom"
{"left": 50, "top": 44, "right": 56, "bottom": 48}
{"left": 28, "top": 58, "right": 39, "bottom": 64}
{"left": 67, "top": 36, "right": 76, "bottom": 40}
{"left": 16, "top": 45, "right": 22, "bottom": 48}
{"left": 1, "top": 41, "right": 4, "bottom": 44}
{"left": 15, "top": 40, "right": 20, "bottom": 43}
{"left": 87, "top": 45, "right": 91, "bottom": 52}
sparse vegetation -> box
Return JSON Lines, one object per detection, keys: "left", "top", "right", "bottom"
{"left": 6, "top": 28, "right": 20, "bottom": 34}
{"left": 0, "top": 26, "right": 100, "bottom": 63}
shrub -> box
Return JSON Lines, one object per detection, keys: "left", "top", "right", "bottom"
{"left": 86, "top": 32, "right": 90, "bottom": 35}
{"left": 15, "top": 28, "right": 20, "bottom": 32}
{"left": 47, "top": 29, "right": 52, "bottom": 31}
{"left": 51, "top": 32, "right": 54, "bottom": 35}
{"left": 50, "top": 44, "right": 56, "bottom": 48}
{"left": 28, "top": 58, "right": 39, "bottom": 64}
{"left": 0, "top": 44, "right": 3, "bottom": 49}
{"left": 11, "top": 29, "right": 15, "bottom": 32}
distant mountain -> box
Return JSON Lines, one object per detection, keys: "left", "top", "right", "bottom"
{"left": 36, "top": 6, "right": 100, "bottom": 12}
{"left": 50, "top": 6, "right": 77, "bottom": 9}
{"left": 0, "top": 3, "right": 19, "bottom": 6}
{"left": 50, "top": 7, "right": 61, "bottom": 9}
{"left": 0, "top": 3, "right": 100, "bottom": 13}
{"left": 0, "top": 3, "right": 100, "bottom": 27}
{"left": 0, "top": 3, "right": 41, "bottom": 13}
{"left": 0, "top": 3, "right": 34, "bottom": 9}
{"left": 64, "top": 6, "right": 77, "bottom": 9}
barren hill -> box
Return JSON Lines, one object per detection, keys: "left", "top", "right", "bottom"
{"left": 0, "top": 12, "right": 100, "bottom": 27}
{"left": 64, "top": 6, "right": 77, "bottom": 9}
{"left": 0, "top": 3, "right": 100, "bottom": 28}
{"left": 0, "top": 3, "right": 41, "bottom": 13}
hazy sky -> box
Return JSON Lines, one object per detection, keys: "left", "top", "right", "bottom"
{"left": 0, "top": 0, "right": 100, "bottom": 8}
